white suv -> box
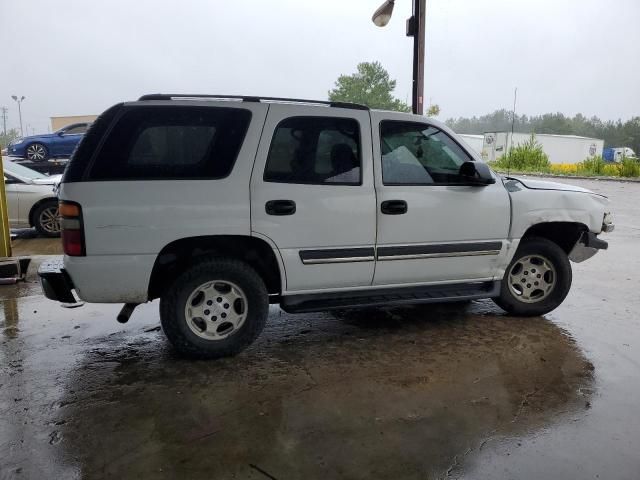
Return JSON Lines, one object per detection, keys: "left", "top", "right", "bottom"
{"left": 39, "top": 94, "right": 613, "bottom": 358}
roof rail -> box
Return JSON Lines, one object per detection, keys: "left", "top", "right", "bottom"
{"left": 137, "top": 94, "right": 369, "bottom": 111}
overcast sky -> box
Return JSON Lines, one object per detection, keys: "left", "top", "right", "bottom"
{"left": 1, "top": 0, "right": 639, "bottom": 134}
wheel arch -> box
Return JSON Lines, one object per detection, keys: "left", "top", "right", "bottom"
{"left": 521, "top": 221, "right": 588, "bottom": 253}
{"left": 148, "top": 235, "right": 284, "bottom": 300}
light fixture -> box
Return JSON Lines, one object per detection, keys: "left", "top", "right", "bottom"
{"left": 372, "top": 0, "right": 395, "bottom": 27}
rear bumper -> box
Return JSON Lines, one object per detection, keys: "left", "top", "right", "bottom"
{"left": 38, "top": 258, "right": 76, "bottom": 303}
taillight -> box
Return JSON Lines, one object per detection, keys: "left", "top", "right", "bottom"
{"left": 60, "top": 201, "right": 85, "bottom": 256}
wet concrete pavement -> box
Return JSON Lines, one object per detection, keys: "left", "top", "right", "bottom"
{"left": 1, "top": 177, "right": 639, "bottom": 479}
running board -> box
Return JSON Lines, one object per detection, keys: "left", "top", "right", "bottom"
{"left": 281, "top": 281, "right": 500, "bottom": 313}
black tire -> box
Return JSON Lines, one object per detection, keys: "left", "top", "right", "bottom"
{"left": 160, "top": 257, "right": 269, "bottom": 359}
{"left": 33, "top": 200, "right": 61, "bottom": 237}
{"left": 25, "top": 142, "right": 49, "bottom": 162}
{"left": 493, "top": 237, "right": 572, "bottom": 316}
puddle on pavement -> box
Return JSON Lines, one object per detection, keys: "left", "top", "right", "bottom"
{"left": 1, "top": 295, "right": 594, "bottom": 479}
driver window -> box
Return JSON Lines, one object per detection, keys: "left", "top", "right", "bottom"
{"left": 380, "top": 121, "right": 473, "bottom": 185}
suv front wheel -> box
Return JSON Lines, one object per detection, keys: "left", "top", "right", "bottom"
{"left": 493, "top": 237, "right": 572, "bottom": 316}
{"left": 160, "top": 258, "right": 269, "bottom": 358}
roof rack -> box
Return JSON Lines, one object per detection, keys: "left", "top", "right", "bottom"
{"left": 137, "top": 94, "right": 369, "bottom": 111}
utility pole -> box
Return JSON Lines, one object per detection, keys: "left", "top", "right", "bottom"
{"left": 1, "top": 107, "right": 7, "bottom": 136}
{"left": 11, "top": 95, "right": 25, "bottom": 137}
{"left": 408, "top": 0, "right": 426, "bottom": 115}
{"left": 372, "top": 0, "right": 427, "bottom": 115}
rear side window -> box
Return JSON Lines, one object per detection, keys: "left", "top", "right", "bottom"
{"left": 63, "top": 103, "right": 124, "bottom": 183}
{"left": 264, "top": 116, "right": 361, "bottom": 185}
{"left": 88, "top": 106, "right": 251, "bottom": 180}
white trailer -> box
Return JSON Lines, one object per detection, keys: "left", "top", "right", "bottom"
{"left": 482, "top": 132, "right": 604, "bottom": 164}
{"left": 458, "top": 134, "right": 484, "bottom": 157}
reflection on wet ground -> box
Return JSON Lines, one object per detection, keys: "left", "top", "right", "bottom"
{"left": 1, "top": 178, "right": 640, "bottom": 479}
{"left": 1, "top": 298, "right": 593, "bottom": 479}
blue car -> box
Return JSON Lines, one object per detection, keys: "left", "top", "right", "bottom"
{"left": 7, "top": 122, "right": 90, "bottom": 162}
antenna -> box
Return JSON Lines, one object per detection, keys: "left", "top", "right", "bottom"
{"left": 507, "top": 87, "right": 517, "bottom": 176}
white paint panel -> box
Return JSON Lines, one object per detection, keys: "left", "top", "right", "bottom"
{"left": 60, "top": 101, "right": 269, "bottom": 257}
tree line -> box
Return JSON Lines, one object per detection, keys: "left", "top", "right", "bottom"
{"left": 445, "top": 110, "right": 640, "bottom": 153}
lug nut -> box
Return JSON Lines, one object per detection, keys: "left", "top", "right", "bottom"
{"left": 217, "top": 297, "right": 222, "bottom": 303}
{"left": 207, "top": 300, "right": 213, "bottom": 306}
{"left": 204, "top": 309, "right": 210, "bottom": 315}
{"left": 221, "top": 313, "right": 227, "bottom": 318}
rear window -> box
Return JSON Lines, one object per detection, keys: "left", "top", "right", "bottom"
{"left": 87, "top": 106, "right": 251, "bottom": 180}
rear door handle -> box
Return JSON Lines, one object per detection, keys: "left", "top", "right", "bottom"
{"left": 381, "top": 200, "right": 407, "bottom": 215}
{"left": 265, "top": 200, "right": 296, "bottom": 216}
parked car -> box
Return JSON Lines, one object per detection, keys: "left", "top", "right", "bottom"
{"left": 38, "top": 94, "right": 613, "bottom": 358}
{"left": 7, "top": 123, "right": 91, "bottom": 161}
{"left": 3, "top": 160, "right": 61, "bottom": 236}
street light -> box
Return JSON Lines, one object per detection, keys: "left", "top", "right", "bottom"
{"left": 371, "top": 0, "right": 395, "bottom": 27}
{"left": 11, "top": 95, "right": 25, "bottom": 138}
{"left": 372, "top": 0, "right": 426, "bottom": 116}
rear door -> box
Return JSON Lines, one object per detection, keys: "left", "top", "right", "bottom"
{"left": 250, "top": 104, "right": 376, "bottom": 293}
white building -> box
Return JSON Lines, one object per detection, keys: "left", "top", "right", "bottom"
{"left": 482, "top": 132, "right": 604, "bottom": 164}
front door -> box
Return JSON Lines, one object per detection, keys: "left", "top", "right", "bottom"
{"left": 371, "top": 112, "right": 511, "bottom": 286}
{"left": 3, "top": 174, "right": 20, "bottom": 225}
{"left": 251, "top": 104, "right": 376, "bottom": 293}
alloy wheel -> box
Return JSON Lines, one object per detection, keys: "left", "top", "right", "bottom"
{"left": 184, "top": 280, "right": 248, "bottom": 340}
{"left": 508, "top": 254, "right": 557, "bottom": 303}
{"left": 38, "top": 205, "right": 60, "bottom": 234}
{"left": 26, "top": 144, "right": 47, "bottom": 161}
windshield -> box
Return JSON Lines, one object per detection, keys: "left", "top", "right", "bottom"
{"left": 3, "top": 160, "right": 47, "bottom": 180}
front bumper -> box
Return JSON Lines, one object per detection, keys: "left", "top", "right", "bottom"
{"left": 38, "top": 258, "right": 76, "bottom": 303}
{"left": 569, "top": 231, "right": 608, "bottom": 263}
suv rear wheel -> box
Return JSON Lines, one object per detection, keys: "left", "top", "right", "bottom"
{"left": 493, "top": 237, "right": 572, "bottom": 316}
{"left": 160, "top": 257, "right": 268, "bottom": 358}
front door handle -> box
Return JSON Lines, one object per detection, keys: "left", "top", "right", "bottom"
{"left": 381, "top": 200, "right": 407, "bottom": 215}
{"left": 266, "top": 200, "right": 296, "bottom": 216}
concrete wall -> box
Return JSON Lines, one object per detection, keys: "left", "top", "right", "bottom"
{"left": 51, "top": 115, "right": 98, "bottom": 131}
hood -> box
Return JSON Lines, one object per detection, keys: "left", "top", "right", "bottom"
{"left": 505, "top": 176, "right": 605, "bottom": 197}
{"left": 15, "top": 133, "right": 56, "bottom": 144}
{"left": 32, "top": 174, "right": 62, "bottom": 185}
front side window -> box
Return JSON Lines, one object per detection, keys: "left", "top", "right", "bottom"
{"left": 380, "top": 121, "right": 474, "bottom": 185}
{"left": 89, "top": 106, "right": 251, "bottom": 180}
{"left": 63, "top": 125, "right": 88, "bottom": 135}
{"left": 264, "top": 117, "right": 361, "bottom": 185}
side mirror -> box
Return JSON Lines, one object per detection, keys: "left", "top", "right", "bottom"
{"left": 57, "top": 131, "right": 65, "bottom": 136}
{"left": 459, "top": 161, "right": 496, "bottom": 185}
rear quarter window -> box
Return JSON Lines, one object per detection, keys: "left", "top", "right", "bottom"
{"left": 87, "top": 106, "right": 252, "bottom": 180}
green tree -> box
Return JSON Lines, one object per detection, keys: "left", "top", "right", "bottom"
{"left": 0, "top": 128, "right": 20, "bottom": 149}
{"left": 329, "top": 61, "right": 410, "bottom": 112}
{"left": 427, "top": 104, "right": 441, "bottom": 117}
